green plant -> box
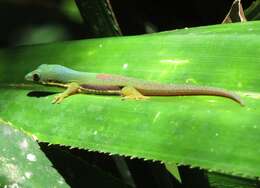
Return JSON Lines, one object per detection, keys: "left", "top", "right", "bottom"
{"left": 1, "top": 1, "right": 260, "bottom": 187}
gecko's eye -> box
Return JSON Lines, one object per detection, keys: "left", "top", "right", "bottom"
{"left": 32, "top": 74, "right": 40, "bottom": 81}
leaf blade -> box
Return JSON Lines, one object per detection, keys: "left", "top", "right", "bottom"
{"left": 1, "top": 21, "right": 260, "bottom": 178}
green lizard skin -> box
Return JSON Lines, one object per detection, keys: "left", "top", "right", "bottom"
{"left": 25, "top": 64, "right": 243, "bottom": 105}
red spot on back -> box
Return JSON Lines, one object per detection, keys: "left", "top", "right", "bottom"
{"left": 96, "top": 74, "right": 113, "bottom": 80}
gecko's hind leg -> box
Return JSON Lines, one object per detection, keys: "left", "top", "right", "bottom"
{"left": 121, "top": 86, "right": 150, "bottom": 100}
{"left": 52, "top": 82, "right": 81, "bottom": 104}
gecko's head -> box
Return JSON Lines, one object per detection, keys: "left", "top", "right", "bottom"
{"left": 25, "top": 64, "right": 73, "bottom": 84}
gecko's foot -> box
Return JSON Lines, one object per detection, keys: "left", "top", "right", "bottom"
{"left": 52, "top": 94, "right": 66, "bottom": 104}
{"left": 121, "top": 86, "right": 150, "bottom": 100}
{"left": 122, "top": 95, "right": 150, "bottom": 100}
{"left": 51, "top": 82, "right": 79, "bottom": 104}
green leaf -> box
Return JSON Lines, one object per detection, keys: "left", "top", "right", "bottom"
{"left": 0, "top": 120, "right": 69, "bottom": 187}
{"left": 1, "top": 21, "right": 260, "bottom": 179}
{"left": 165, "top": 163, "right": 181, "bottom": 183}
{"left": 206, "top": 172, "right": 258, "bottom": 188}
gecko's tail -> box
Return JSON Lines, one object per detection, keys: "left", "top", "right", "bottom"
{"left": 176, "top": 86, "right": 244, "bottom": 106}
{"left": 180, "top": 86, "right": 245, "bottom": 106}
{"left": 204, "top": 89, "right": 244, "bottom": 106}
{"left": 139, "top": 84, "right": 244, "bottom": 106}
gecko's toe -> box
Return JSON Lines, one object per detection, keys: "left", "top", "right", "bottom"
{"left": 122, "top": 96, "right": 150, "bottom": 100}
{"left": 135, "top": 96, "right": 150, "bottom": 100}
{"left": 51, "top": 98, "right": 59, "bottom": 104}
{"left": 52, "top": 94, "right": 64, "bottom": 104}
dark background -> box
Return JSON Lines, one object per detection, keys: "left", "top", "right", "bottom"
{"left": 0, "top": 0, "right": 254, "bottom": 47}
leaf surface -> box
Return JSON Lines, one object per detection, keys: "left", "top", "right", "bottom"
{"left": 1, "top": 21, "right": 260, "bottom": 178}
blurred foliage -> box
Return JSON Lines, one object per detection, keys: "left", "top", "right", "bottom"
{"left": 61, "top": 0, "right": 83, "bottom": 23}
{"left": 0, "top": 120, "right": 68, "bottom": 187}
{"left": 245, "top": 0, "right": 260, "bottom": 20}
{"left": 0, "top": 0, "right": 86, "bottom": 47}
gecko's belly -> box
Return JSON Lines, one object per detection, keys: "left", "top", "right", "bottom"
{"left": 80, "top": 84, "right": 121, "bottom": 91}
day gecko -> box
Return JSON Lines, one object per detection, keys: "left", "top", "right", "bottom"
{"left": 25, "top": 64, "right": 243, "bottom": 105}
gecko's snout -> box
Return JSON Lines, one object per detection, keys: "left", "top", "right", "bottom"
{"left": 25, "top": 72, "right": 33, "bottom": 81}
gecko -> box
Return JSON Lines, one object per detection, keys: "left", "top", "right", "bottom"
{"left": 24, "top": 64, "right": 244, "bottom": 105}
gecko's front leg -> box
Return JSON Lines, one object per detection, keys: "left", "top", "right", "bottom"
{"left": 52, "top": 82, "right": 81, "bottom": 104}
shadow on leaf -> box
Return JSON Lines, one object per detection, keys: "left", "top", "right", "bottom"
{"left": 27, "top": 91, "right": 58, "bottom": 98}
